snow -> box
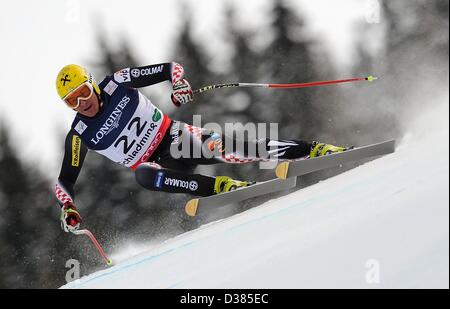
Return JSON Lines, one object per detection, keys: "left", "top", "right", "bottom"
{"left": 62, "top": 102, "right": 449, "bottom": 289}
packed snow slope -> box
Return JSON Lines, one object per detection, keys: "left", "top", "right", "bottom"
{"left": 63, "top": 103, "right": 449, "bottom": 289}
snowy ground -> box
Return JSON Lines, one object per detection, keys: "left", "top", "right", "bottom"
{"left": 62, "top": 102, "right": 449, "bottom": 289}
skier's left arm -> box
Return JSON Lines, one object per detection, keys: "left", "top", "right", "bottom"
{"left": 55, "top": 130, "right": 88, "bottom": 232}
{"left": 113, "top": 62, "right": 193, "bottom": 107}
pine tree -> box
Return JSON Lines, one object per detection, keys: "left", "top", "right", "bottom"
{"left": 170, "top": 7, "right": 216, "bottom": 125}
{"left": 261, "top": 0, "right": 323, "bottom": 141}
{"left": 211, "top": 4, "right": 267, "bottom": 182}
{"left": 348, "top": 0, "right": 449, "bottom": 145}
{"left": 0, "top": 121, "right": 60, "bottom": 288}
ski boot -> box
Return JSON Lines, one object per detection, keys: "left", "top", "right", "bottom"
{"left": 309, "top": 141, "right": 350, "bottom": 158}
{"left": 214, "top": 176, "right": 252, "bottom": 194}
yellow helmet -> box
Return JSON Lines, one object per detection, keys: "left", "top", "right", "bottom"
{"left": 56, "top": 64, "right": 100, "bottom": 100}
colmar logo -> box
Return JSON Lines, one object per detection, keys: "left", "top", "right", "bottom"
{"left": 131, "top": 68, "right": 140, "bottom": 78}
{"left": 189, "top": 181, "right": 198, "bottom": 191}
{"left": 164, "top": 178, "right": 198, "bottom": 191}
{"left": 131, "top": 65, "right": 164, "bottom": 78}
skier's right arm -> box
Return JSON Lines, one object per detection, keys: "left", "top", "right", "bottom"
{"left": 113, "top": 62, "right": 193, "bottom": 107}
{"left": 55, "top": 130, "right": 88, "bottom": 232}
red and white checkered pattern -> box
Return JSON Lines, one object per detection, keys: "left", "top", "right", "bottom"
{"left": 223, "top": 155, "right": 254, "bottom": 164}
{"left": 184, "top": 124, "right": 204, "bottom": 140}
{"left": 171, "top": 62, "right": 185, "bottom": 84}
{"left": 55, "top": 183, "right": 73, "bottom": 205}
{"left": 181, "top": 123, "right": 306, "bottom": 165}
{"left": 172, "top": 79, "right": 193, "bottom": 106}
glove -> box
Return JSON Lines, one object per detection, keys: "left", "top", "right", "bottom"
{"left": 171, "top": 79, "right": 193, "bottom": 107}
{"left": 60, "top": 201, "right": 82, "bottom": 233}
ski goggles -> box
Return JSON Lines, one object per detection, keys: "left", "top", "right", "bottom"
{"left": 63, "top": 82, "right": 94, "bottom": 109}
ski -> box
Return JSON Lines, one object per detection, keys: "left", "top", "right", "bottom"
{"left": 185, "top": 177, "right": 297, "bottom": 217}
{"left": 276, "top": 140, "right": 396, "bottom": 179}
{"left": 185, "top": 140, "right": 395, "bottom": 217}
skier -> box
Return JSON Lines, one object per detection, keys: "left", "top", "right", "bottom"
{"left": 55, "top": 63, "right": 347, "bottom": 232}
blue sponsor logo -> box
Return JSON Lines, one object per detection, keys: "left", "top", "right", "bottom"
{"left": 154, "top": 171, "right": 165, "bottom": 188}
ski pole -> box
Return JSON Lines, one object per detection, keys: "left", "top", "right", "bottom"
{"left": 72, "top": 229, "right": 113, "bottom": 266}
{"left": 193, "top": 75, "right": 378, "bottom": 95}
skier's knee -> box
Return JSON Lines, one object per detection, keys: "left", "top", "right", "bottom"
{"left": 135, "top": 162, "right": 163, "bottom": 191}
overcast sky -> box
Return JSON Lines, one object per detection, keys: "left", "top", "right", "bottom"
{"left": 0, "top": 0, "right": 378, "bottom": 177}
